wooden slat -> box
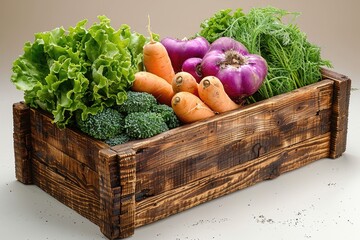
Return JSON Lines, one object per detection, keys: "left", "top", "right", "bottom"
{"left": 30, "top": 108, "right": 107, "bottom": 171}
{"left": 98, "top": 149, "right": 121, "bottom": 240}
{"left": 321, "top": 69, "right": 351, "bottom": 158}
{"left": 13, "top": 102, "right": 33, "bottom": 184}
{"left": 118, "top": 150, "right": 136, "bottom": 238}
{"left": 32, "top": 157, "right": 101, "bottom": 225}
{"left": 31, "top": 137, "right": 99, "bottom": 196}
{"left": 134, "top": 133, "right": 331, "bottom": 227}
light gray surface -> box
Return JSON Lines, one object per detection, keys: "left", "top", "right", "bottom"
{"left": 1, "top": 1, "right": 359, "bottom": 239}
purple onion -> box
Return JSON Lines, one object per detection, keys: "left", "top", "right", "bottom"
{"left": 181, "top": 57, "right": 203, "bottom": 83}
{"left": 161, "top": 36, "right": 210, "bottom": 73}
{"left": 201, "top": 37, "right": 268, "bottom": 102}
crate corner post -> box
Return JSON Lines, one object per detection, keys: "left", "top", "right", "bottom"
{"left": 13, "top": 102, "right": 33, "bottom": 185}
{"left": 98, "top": 147, "right": 136, "bottom": 239}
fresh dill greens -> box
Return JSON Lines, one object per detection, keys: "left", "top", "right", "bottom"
{"left": 198, "top": 7, "right": 332, "bottom": 102}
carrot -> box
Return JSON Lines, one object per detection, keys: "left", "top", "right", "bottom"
{"left": 132, "top": 71, "right": 174, "bottom": 106}
{"left": 198, "top": 76, "right": 240, "bottom": 113}
{"left": 171, "top": 92, "right": 215, "bottom": 123}
{"left": 143, "top": 16, "right": 175, "bottom": 84}
{"left": 172, "top": 71, "right": 199, "bottom": 96}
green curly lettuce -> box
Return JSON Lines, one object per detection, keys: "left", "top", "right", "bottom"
{"left": 11, "top": 16, "right": 150, "bottom": 128}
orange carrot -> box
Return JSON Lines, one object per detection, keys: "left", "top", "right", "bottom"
{"left": 171, "top": 92, "right": 215, "bottom": 123}
{"left": 198, "top": 76, "right": 240, "bottom": 113}
{"left": 143, "top": 16, "right": 175, "bottom": 84}
{"left": 132, "top": 71, "right": 174, "bottom": 106}
{"left": 172, "top": 71, "right": 199, "bottom": 96}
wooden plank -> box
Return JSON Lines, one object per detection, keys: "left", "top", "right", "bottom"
{"left": 31, "top": 157, "right": 100, "bottom": 225}
{"left": 13, "top": 102, "right": 33, "bottom": 184}
{"left": 31, "top": 137, "right": 99, "bottom": 196}
{"left": 321, "top": 68, "right": 351, "bottom": 158}
{"left": 118, "top": 150, "right": 136, "bottom": 238}
{"left": 98, "top": 149, "right": 121, "bottom": 240}
{"left": 30, "top": 107, "right": 107, "bottom": 171}
{"left": 134, "top": 109, "right": 332, "bottom": 197}
{"left": 134, "top": 133, "right": 331, "bottom": 228}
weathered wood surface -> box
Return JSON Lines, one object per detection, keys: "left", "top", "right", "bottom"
{"left": 30, "top": 107, "right": 107, "bottom": 171}
{"left": 13, "top": 102, "right": 32, "bottom": 184}
{"left": 32, "top": 157, "right": 101, "bottom": 225}
{"left": 321, "top": 68, "right": 351, "bottom": 158}
{"left": 13, "top": 68, "right": 351, "bottom": 240}
{"left": 135, "top": 133, "right": 331, "bottom": 227}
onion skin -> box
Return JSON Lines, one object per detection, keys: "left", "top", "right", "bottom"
{"left": 181, "top": 57, "right": 203, "bottom": 83}
{"left": 161, "top": 36, "right": 210, "bottom": 73}
{"left": 201, "top": 37, "right": 268, "bottom": 102}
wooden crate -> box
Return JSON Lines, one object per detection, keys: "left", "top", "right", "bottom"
{"left": 13, "top": 68, "right": 350, "bottom": 239}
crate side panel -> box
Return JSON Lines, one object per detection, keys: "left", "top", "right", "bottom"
{"left": 31, "top": 157, "right": 101, "bottom": 225}
{"left": 135, "top": 109, "right": 332, "bottom": 197}
{"left": 30, "top": 108, "right": 107, "bottom": 171}
{"left": 134, "top": 133, "right": 331, "bottom": 227}
{"left": 31, "top": 137, "right": 99, "bottom": 197}
{"left": 133, "top": 81, "right": 333, "bottom": 196}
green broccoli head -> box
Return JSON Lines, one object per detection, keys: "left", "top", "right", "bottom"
{"left": 117, "top": 91, "right": 157, "bottom": 114}
{"left": 105, "top": 133, "right": 131, "bottom": 146}
{"left": 124, "top": 112, "right": 169, "bottom": 139}
{"left": 151, "top": 104, "right": 180, "bottom": 129}
{"left": 76, "top": 108, "right": 124, "bottom": 140}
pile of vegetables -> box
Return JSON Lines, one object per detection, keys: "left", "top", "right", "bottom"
{"left": 197, "top": 7, "right": 332, "bottom": 102}
{"left": 11, "top": 7, "right": 332, "bottom": 145}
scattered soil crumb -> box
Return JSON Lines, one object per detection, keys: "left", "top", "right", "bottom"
{"left": 191, "top": 217, "right": 229, "bottom": 226}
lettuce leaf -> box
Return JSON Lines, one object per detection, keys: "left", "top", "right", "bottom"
{"left": 11, "top": 16, "right": 150, "bottom": 128}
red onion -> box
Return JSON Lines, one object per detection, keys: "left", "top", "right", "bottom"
{"left": 201, "top": 37, "right": 268, "bottom": 102}
{"left": 161, "top": 36, "right": 210, "bottom": 73}
{"left": 181, "top": 57, "right": 203, "bottom": 83}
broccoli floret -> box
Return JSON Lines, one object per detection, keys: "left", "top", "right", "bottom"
{"left": 151, "top": 104, "right": 180, "bottom": 129}
{"left": 117, "top": 91, "right": 157, "bottom": 114}
{"left": 105, "top": 133, "right": 131, "bottom": 146}
{"left": 76, "top": 108, "right": 124, "bottom": 140}
{"left": 124, "top": 112, "right": 169, "bottom": 139}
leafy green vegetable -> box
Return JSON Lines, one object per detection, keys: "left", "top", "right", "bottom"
{"left": 198, "top": 7, "right": 332, "bottom": 102}
{"left": 11, "top": 16, "right": 150, "bottom": 128}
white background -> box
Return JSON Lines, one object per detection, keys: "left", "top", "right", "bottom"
{"left": 1, "top": 0, "right": 359, "bottom": 239}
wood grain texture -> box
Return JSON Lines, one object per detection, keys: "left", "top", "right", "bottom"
{"left": 135, "top": 133, "right": 331, "bottom": 227}
{"left": 30, "top": 107, "right": 107, "bottom": 171}
{"left": 321, "top": 68, "right": 351, "bottom": 158}
{"left": 13, "top": 102, "right": 33, "bottom": 184}
{"left": 32, "top": 157, "right": 101, "bottom": 225}
{"left": 98, "top": 149, "right": 120, "bottom": 240}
